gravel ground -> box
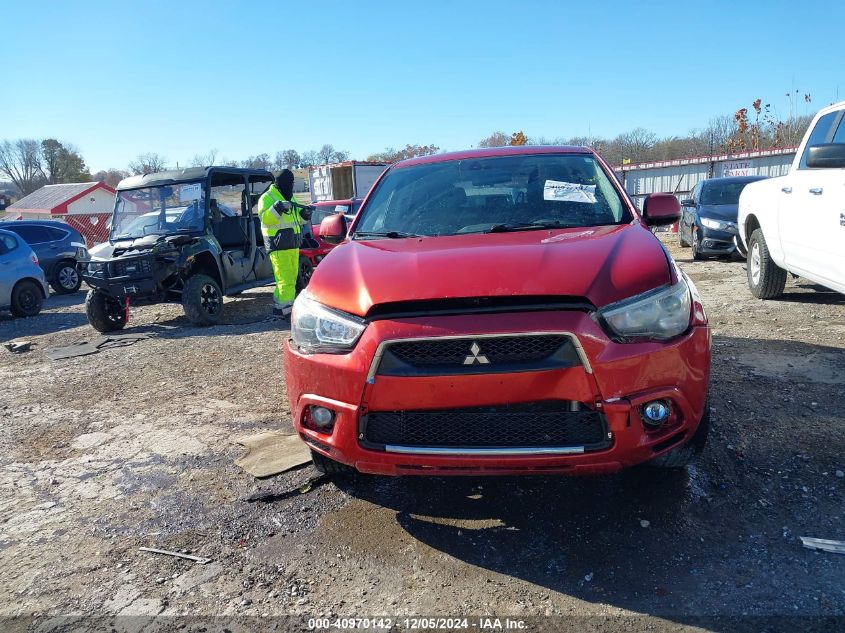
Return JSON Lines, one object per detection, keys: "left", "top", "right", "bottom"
{"left": 1, "top": 234, "right": 843, "bottom": 631}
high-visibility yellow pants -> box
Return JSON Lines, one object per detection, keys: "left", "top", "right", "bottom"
{"left": 269, "top": 248, "right": 299, "bottom": 304}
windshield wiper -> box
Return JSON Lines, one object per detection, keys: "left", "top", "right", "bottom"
{"left": 486, "top": 221, "right": 567, "bottom": 233}
{"left": 353, "top": 230, "right": 420, "bottom": 239}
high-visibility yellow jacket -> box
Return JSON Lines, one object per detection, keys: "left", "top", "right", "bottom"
{"left": 257, "top": 184, "right": 306, "bottom": 251}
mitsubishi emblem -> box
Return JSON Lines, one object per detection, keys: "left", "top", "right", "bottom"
{"left": 463, "top": 341, "right": 490, "bottom": 365}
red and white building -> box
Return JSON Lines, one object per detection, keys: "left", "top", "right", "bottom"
{"left": 5, "top": 182, "right": 116, "bottom": 244}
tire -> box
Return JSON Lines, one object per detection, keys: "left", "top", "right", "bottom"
{"left": 85, "top": 289, "right": 127, "bottom": 332}
{"left": 678, "top": 226, "right": 689, "bottom": 248}
{"left": 691, "top": 228, "right": 704, "bottom": 261}
{"left": 649, "top": 401, "right": 710, "bottom": 469}
{"left": 50, "top": 260, "right": 82, "bottom": 294}
{"left": 10, "top": 280, "right": 43, "bottom": 317}
{"left": 296, "top": 256, "right": 314, "bottom": 294}
{"left": 747, "top": 228, "right": 786, "bottom": 299}
{"left": 182, "top": 274, "right": 223, "bottom": 326}
{"left": 310, "top": 449, "right": 356, "bottom": 476}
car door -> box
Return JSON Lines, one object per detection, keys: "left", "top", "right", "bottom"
{"left": 0, "top": 233, "right": 19, "bottom": 307}
{"left": 683, "top": 182, "right": 701, "bottom": 242}
{"left": 778, "top": 109, "right": 843, "bottom": 281}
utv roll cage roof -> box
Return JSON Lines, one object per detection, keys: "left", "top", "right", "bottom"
{"left": 116, "top": 167, "right": 274, "bottom": 191}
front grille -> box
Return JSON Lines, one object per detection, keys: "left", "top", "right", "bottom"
{"left": 363, "top": 403, "right": 608, "bottom": 449}
{"left": 111, "top": 258, "right": 152, "bottom": 277}
{"left": 376, "top": 335, "right": 582, "bottom": 377}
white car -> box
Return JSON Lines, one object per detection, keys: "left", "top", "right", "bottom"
{"left": 738, "top": 100, "right": 845, "bottom": 298}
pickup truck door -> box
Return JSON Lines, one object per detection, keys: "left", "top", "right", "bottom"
{"left": 778, "top": 110, "right": 843, "bottom": 282}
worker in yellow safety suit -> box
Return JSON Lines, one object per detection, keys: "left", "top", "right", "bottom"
{"left": 257, "top": 169, "right": 313, "bottom": 316}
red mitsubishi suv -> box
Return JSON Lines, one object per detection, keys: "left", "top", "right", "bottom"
{"left": 283, "top": 146, "right": 711, "bottom": 476}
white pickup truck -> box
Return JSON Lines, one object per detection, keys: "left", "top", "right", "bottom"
{"left": 738, "top": 100, "right": 845, "bottom": 298}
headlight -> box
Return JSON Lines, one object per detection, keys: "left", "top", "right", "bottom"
{"left": 291, "top": 292, "right": 367, "bottom": 354}
{"left": 87, "top": 261, "right": 105, "bottom": 273}
{"left": 700, "top": 217, "right": 727, "bottom": 230}
{"left": 599, "top": 276, "right": 692, "bottom": 341}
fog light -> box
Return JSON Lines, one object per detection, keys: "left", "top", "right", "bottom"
{"left": 308, "top": 405, "right": 335, "bottom": 432}
{"left": 642, "top": 400, "right": 671, "bottom": 427}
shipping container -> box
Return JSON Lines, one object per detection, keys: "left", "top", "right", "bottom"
{"left": 308, "top": 161, "right": 389, "bottom": 202}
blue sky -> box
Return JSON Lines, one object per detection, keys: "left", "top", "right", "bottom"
{"left": 0, "top": 0, "right": 840, "bottom": 171}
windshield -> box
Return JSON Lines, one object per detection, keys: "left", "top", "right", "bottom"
{"left": 354, "top": 154, "right": 631, "bottom": 237}
{"left": 700, "top": 180, "right": 757, "bottom": 205}
{"left": 111, "top": 181, "right": 206, "bottom": 240}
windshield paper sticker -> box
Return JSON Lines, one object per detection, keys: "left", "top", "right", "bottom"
{"left": 179, "top": 182, "right": 202, "bottom": 202}
{"left": 544, "top": 180, "right": 596, "bottom": 203}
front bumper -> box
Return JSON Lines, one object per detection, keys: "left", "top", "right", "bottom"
{"left": 696, "top": 224, "right": 737, "bottom": 255}
{"left": 81, "top": 255, "right": 174, "bottom": 301}
{"left": 283, "top": 310, "right": 711, "bottom": 476}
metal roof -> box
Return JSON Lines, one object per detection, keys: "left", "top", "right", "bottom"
{"left": 117, "top": 166, "right": 274, "bottom": 191}
{"left": 8, "top": 182, "right": 104, "bottom": 211}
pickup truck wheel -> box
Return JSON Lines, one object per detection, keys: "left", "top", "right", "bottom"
{"left": 310, "top": 449, "right": 356, "bottom": 476}
{"left": 747, "top": 229, "right": 786, "bottom": 299}
{"left": 50, "top": 260, "right": 82, "bottom": 294}
{"left": 10, "top": 280, "right": 44, "bottom": 317}
{"left": 649, "top": 401, "right": 710, "bottom": 469}
{"left": 85, "top": 289, "right": 127, "bottom": 332}
{"left": 691, "top": 229, "right": 704, "bottom": 260}
{"left": 182, "top": 274, "right": 223, "bottom": 326}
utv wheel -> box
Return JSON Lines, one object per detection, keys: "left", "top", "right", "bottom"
{"left": 691, "top": 229, "right": 704, "bottom": 261}
{"left": 649, "top": 402, "right": 710, "bottom": 469}
{"left": 85, "top": 289, "right": 126, "bottom": 332}
{"left": 747, "top": 228, "right": 786, "bottom": 299}
{"left": 296, "top": 256, "right": 314, "bottom": 294}
{"left": 310, "top": 449, "right": 356, "bottom": 476}
{"left": 182, "top": 274, "right": 223, "bottom": 326}
{"left": 51, "top": 260, "right": 81, "bottom": 294}
{"left": 10, "top": 280, "right": 43, "bottom": 317}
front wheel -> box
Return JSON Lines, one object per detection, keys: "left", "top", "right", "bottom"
{"left": 747, "top": 229, "right": 786, "bottom": 299}
{"left": 182, "top": 274, "right": 223, "bottom": 326}
{"left": 51, "top": 260, "right": 82, "bottom": 294}
{"left": 85, "top": 289, "right": 127, "bottom": 332}
{"left": 691, "top": 228, "right": 704, "bottom": 261}
{"left": 10, "top": 280, "right": 44, "bottom": 317}
{"left": 296, "top": 256, "right": 314, "bottom": 294}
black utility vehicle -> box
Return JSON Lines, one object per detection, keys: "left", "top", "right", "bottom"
{"left": 81, "top": 167, "right": 281, "bottom": 332}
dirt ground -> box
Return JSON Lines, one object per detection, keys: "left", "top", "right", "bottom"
{"left": 1, "top": 234, "right": 843, "bottom": 631}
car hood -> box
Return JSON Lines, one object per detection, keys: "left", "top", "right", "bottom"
{"left": 697, "top": 204, "right": 738, "bottom": 221}
{"left": 308, "top": 223, "right": 673, "bottom": 316}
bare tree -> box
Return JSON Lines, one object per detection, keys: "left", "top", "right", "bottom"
{"left": 128, "top": 153, "right": 168, "bottom": 175}
{"left": 300, "top": 150, "right": 318, "bottom": 167}
{"left": 241, "top": 153, "right": 271, "bottom": 170}
{"left": 331, "top": 149, "right": 350, "bottom": 163}
{"left": 0, "top": 139, "right": 45, "bottom": 195}
{"left": 317, "top": 144, "right": 336, "bottom": 165}
{"left": 478, "top": 131, "right": 509, "bottom": 147}
{"left": 367, "top": 144, "right": 439, "bottom": 163}
{"left": 92, "top": 168, "right": 130, "bottom": 188}
{"left": 190, "top": 149, "right": 218, "bottom": 167}
{"left": 274, "top": 149, "right": 301, "bottom": 170}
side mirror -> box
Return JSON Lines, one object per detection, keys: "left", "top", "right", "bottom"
{"left": 320, "top": 213, "right": 347, "bottom": 245}
{"left": 642, "top": 193, "right": 681, "bottom": 227}
{"left": 680, "top": 198, "right": 695, "bottom": 207}
{"left": 806, "top": 143, "right": 845, "bottom": 169}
